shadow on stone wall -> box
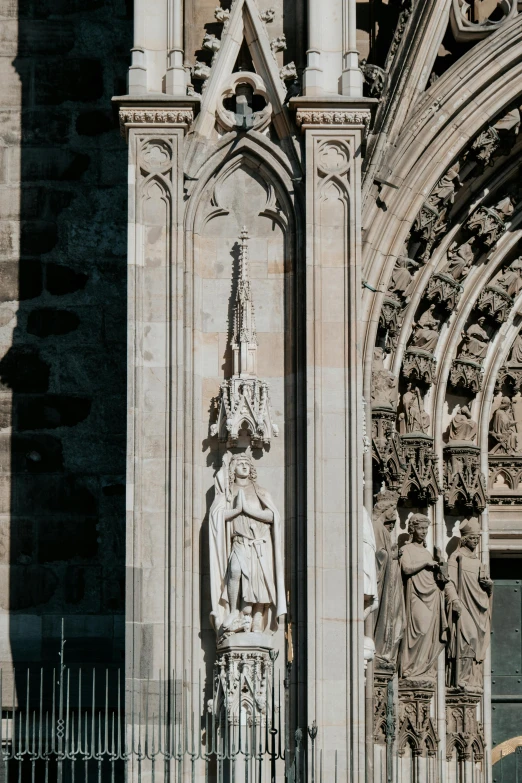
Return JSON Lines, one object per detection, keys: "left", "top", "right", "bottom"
{"left": 0, "top": 0, "right": 131, "bottom": 694}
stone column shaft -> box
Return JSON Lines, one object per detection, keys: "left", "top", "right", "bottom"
{"left": 296, "top": 99, "right": 371, "bottom": 780}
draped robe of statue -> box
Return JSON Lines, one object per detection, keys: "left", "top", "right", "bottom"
{"left": 209, "top": 459, "right": 286, "bottom": 635}
{"left": 363, "top": 507, "right": 378, "bottom": 666}
{"left": 445, "top": 548, "right": 492, "bottom": 690}
{"left": 411, "top": 307, "right": 440, "bottom": 352}
{"left": 373, "top": 517, "right": 405, "bottom": 671}
{"left": 490, "top": 401, "right": 518, "bottom": 454}
{"left": 400, "top": 543, "right": 448, "bottom": 681}
{"left": 461, "top": 322, "right": 489, "bottom": 362}
{"left": 449, "top": 407, "right": 477, "bottom": 442}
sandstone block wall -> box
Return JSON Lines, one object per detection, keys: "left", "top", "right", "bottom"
{"left": 0, "top": 0, "right": 131, "bottom": 673}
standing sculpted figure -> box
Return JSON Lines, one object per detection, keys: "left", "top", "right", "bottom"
{"left": 445, "top": 518, "right": 493, "bottom": 691}
{"left": 399, "top": 514, "right": 448, "bottom": 683}
{"left": 373, "top": 491, "right": 405, "bottom": 672}
{"left": 209, "top": 453, "right": 286, "bottom": 639}
{"left": 399, "top": 383, "right": 430, "bottom": 434}
{"left": 489, "top": 396, "right": 518, "bottom": 454}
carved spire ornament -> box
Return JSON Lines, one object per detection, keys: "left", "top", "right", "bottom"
{"left": 211, "top": 228, "right": 279, "bottom": 448}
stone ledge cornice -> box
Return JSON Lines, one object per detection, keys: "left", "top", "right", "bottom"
{"left": 289, "top": 96, "right": 376, "bottom": 132}
{"left": 112, "top": 94, "right": 200, "bottom": 139}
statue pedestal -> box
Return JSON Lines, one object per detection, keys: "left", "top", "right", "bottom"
{"left": 212, "top": 635, "right": 277, "bottom": 728}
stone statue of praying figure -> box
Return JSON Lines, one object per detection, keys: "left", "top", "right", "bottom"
{"left": 209, "top": 453, "right": 286, "bottom": 640}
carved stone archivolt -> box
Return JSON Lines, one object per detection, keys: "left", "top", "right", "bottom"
{"left": 399, "top": 434, "right": 441, "bottom": 504}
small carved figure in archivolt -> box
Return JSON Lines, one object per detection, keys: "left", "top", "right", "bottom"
{"left": 399, "top": 514, "right": 448, "bottom": 684}
{"left": 458, "top": 317, "right": 489, "bottom": 362}
{"left": 209, "top": 453, "right": 286, "bottom": 640}
{"left": 448, "top": 405, "right": 477, "bottom": 442}
{"left": 399, "top": 383, "right": 430, "bottom": 434}
{"left": 489, "top": 396, "right": 518, "bottom": 454}
{"left": 411, "top": 304, "right": 440, "bottom": 352}
{"left": 387, "top": 256, "right": 419, "bottom": 300}
{"left": 441, "top": 238, "right": 474, "bottom": 281}
{"left": 497, "top": 256, "right": 522, "bottom": 298}
{"left": 445, "top": 518, "right": 493, "bottom": 692}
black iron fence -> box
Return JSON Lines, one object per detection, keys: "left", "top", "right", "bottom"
{"left": 0, "top": 665, "right": 324, "bottom": 783}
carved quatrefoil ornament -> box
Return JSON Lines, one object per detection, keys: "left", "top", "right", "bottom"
{"left": 216, "top": 72, "right": 272, "bottom": 133}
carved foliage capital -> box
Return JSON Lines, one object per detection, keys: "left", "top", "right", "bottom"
{"left": 119, "top": 107, "right": 194, "bottom": 138}
{"left": 296, "top": 108, "right": 371, "bottom": 131}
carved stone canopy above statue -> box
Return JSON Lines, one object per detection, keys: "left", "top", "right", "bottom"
{"left": 425, "top": 272, "right": 463, "bottom": 312}
{"left": 467, "top": 195, "right": 514, "bottom": 247}
{"left": 450, "top": 359, "right": 483, "bottom": 394}
{"left": 217, "top": 73, "right": 272, "bottom": 133}
{"left": 444, "top": 441, "right": 487, "bottom": 512}
{"left": 211, "top": 228, "right": 279, "bottom": 449}
{"left": 475, "top": 283, "right": 513, "bottom": 325}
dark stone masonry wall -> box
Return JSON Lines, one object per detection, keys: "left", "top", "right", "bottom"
{"left": 0, "top": 0, "right": 131, "bottom": 672}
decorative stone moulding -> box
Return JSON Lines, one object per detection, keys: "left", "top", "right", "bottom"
{"left": 411, "top": 202, "right": 447, "bottom": 261}
{"left": 361, "top": 61, "right": 387, "bottom": 98}
{"left": 402, "top": 348, "right": 437, "bottom": 385}
{"left": 279, "top": 62, "right": 297, "bottom": 81}
{"left": 372, "top": 407, "right": 405, "bottom": 491}
{"left": 399, "top": 433, "right": 441, "bottom": 504}
{"left": 488, "top": 455, "right": 522, "bottom": 503}
{"left": 214, "top": 6, "right": 230, "bottom": 22}
{"left": 374, "top": 676, "right": 395, "bottom": 746}
{"left": 496, "top": 365, "right": 522, "bottom": 393}
{"left": 450, "top": 0, "right": 518, "bottom": 42}
{"left": 216, "top": 72, "right": 272, "bottom": 133}
{"left": 475, "top": 284, "right": 514, "bottom": 324}
{"left": 397, "top": 683, "right": 439, "bottom": 758}
{"left": 295, "top": 109, "right": 372, "bottom": 129}
{"left": 449, "top": 358, "right": 483, "bottom": 393}
{"left": 425, "top": 272, "right": 463, "bottom": 311}
{"left": 118, "top": 108, "right": 194, "bottom": 138}
{"left": 194, "top": 61, "right": 211, "bottom": 80}
{"left": 260, "top": 7, "right": 275, "bottom": 22}
{"left": 211, "top": 228, "right": 279, "bottom": 449}
{"left": 445, "top": 691, "right": 485, "bottom": 763}
{"left": 211, "top": 641, "right": 275, "bottom": 725}
{"left": 444, "top": 443, "right": 487, "bottom": 511}
{"left": 270, "top": 35, "right": 286, "bottom": 53}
